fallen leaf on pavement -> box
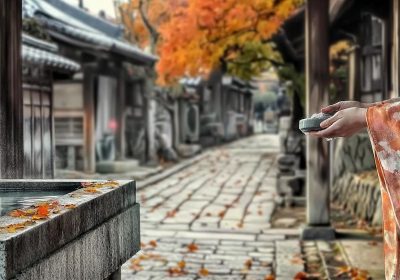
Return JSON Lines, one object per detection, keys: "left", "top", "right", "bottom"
{"left": 198, "top": 268, "right": 209, "bottom": 277}
{"left": 293, "top": 271, "right": 308, "bottom": 280}
{"left": 177, "top": 260, "right": 186, "bottom": 269}
{"left": 187, "top": 243, "right": 199, "bottom": 253}
{"left": 265, "top": 275, "right": 275, "bottom": 280}
{"left": 166, "top": 210, "right": 177, "bottom": 218}
{"left": 149, "top": 240, "right": 157, "bottom": 248}
{"left": 244, "top": 259, "right": 253, "bottom": 269}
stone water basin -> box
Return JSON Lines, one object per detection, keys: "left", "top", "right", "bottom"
{"left": 0, "top": 180, "right": 140, "bottom": 280}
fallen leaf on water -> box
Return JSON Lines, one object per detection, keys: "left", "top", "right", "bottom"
{"left": 198, "top": 268, "right": 209, "bottom": 277}
{"left": 187, "top": 243, "right": 199, "bottom": 253}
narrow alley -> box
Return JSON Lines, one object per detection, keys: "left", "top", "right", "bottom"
{"left": 122, "top": 134, "right": 302, "bottom": 280}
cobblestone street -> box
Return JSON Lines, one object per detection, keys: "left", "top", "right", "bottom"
{"left": 122, "top": 135, "right": 302, "bottom": 280}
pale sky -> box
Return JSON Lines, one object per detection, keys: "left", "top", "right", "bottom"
{"left": 63, "top": 0, "right": 120, "bottom": 19}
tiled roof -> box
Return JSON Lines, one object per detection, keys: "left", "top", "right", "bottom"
{"left": 22, "top": 33, "right": 58, "bottom": 53}
{"left": 24, "top": 0, "right": 157, "bottom": 65}
{"left": 22, "top": 44, "right": 81, "bottom": 72}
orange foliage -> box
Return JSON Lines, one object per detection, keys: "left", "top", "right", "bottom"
{"left": 157, "top": 0, "right": 301, "bottom": 84}
{"left": 120, "top": 0, "right": 301, "bottom": 84}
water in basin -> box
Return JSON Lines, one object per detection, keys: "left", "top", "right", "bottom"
{"left": 0, "top": 190, "right": 71, "bottom": 216}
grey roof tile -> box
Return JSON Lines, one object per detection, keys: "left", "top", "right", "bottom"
{"left": 22, "top": 44, "right": 81, "bottom": 72}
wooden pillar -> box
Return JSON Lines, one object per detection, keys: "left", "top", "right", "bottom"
{"left": 83, "top": 68, "right": 96, "bottom": 173}
{"left": 115, "top": 65, "right": 126, "bottom": 161}
{"left": 302, "top": 0, "right": 335, "bottom": 240}
{"left": 392, "top": 0, "right": 400, "bottom": 98}
{"left": 348, "top": 47, "right": 361, "bottom": 101}
{"left": 144, "top": 73, "right": 157, "bottom": 165}
{"left": 0, "top": 0, "right": 24, "bottom": 178}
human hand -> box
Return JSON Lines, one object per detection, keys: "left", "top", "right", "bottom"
{"left": 321, "top": 101, "right": 362, "bottom": 114}
{"left": 310, "top": 107, "right": 367, "bottom": 138}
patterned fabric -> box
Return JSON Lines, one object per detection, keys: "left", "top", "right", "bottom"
{"left": 366, "top": 101, "right": 400, "bottom": 280}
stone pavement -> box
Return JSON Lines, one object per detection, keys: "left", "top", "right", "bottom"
{"left": 121, "top": 135, "right": 303, "bottom": 280}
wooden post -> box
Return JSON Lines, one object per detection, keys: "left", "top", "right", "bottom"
{"left": 83, "top": 68, "right": 96, "bottom": 173}
{"left": 302, "top": 0, "right": 335, "bottom": 240}
{"left": 348, "top": 47, "right": 361, "bottom": 101}
{"left": 115, "top": 65, "right": 126, "bottom": 161}
{"left": 144, "top": 74, "right": 157, "bottom": 165}
{"left": 0, "top": 0, "right": 24, "bottom": 178}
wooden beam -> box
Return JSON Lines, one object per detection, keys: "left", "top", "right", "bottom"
{"left": 0, "top": 0, "right": 24, "bottom": 178}
{"left": 83, "top": 68, "right": 96, "bottom": 173}
{"left": 348, "top": 47, "right": 361, "bottom": 101}
{"left": 115, "top": 65, "right": 126, "bottom": 161}
{"left": 305, "top": 0, "right": 331, "bottom": 227}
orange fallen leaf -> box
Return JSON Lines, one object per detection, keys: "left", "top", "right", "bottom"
{"left": 218, "top": 211, "right": 226, "bottom": 218}
{"left": 84, "top": 187, "right": 100, "bottom": 193}
{"left": 187, "top": 243, "right": 199, "bottom": 252}
{"left": 177, "top": 260, "right": 186, "bottom": 269}
{"left": 294, "top": 271, "right": 308, "bottom": 280}
{"left": 265, "top": 275, "right": 275, "bottom": 280}
{"left": 64, "top": 204, "right": 77, "bottom": 209}
{"left": 37, "top": 205, "right": 49, "bottom": 216}
{"left": 149, "top": 240, "right": 157, "bottom": 247}
{"left": 9, "top": 209, "right": 26, "bottom": 217}
{"left": 244, "top": 259, "right": 252, "bottom": 269}
{"left": 31, "top": 215, "right": 48, "bottom": 220}
{"left": 166, "top": 210, "right": 177, "bottom": 218}
{"left": 198, "top": 267, "right": 209, "bottom": 277}
{"left": 3, "top": 220, "right": 35, "bottom": 233}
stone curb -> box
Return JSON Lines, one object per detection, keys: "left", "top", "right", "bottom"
{"left": 137, "top": 151, "right": 211, "bottom": 190}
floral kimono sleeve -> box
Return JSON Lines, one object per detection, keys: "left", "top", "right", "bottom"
{"left": 366, "top": 101, "right": 400, "bottom": 280}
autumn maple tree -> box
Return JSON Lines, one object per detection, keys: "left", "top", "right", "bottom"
{"left": 119, "top": 0, "right": 302, "bottom": 85}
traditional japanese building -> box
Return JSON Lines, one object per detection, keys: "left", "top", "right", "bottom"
{"left": 21, "top": 34, "right": 80, "bottom": 178}
{"left": 24, "top": 0, "right": 157, "bottom": 174}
